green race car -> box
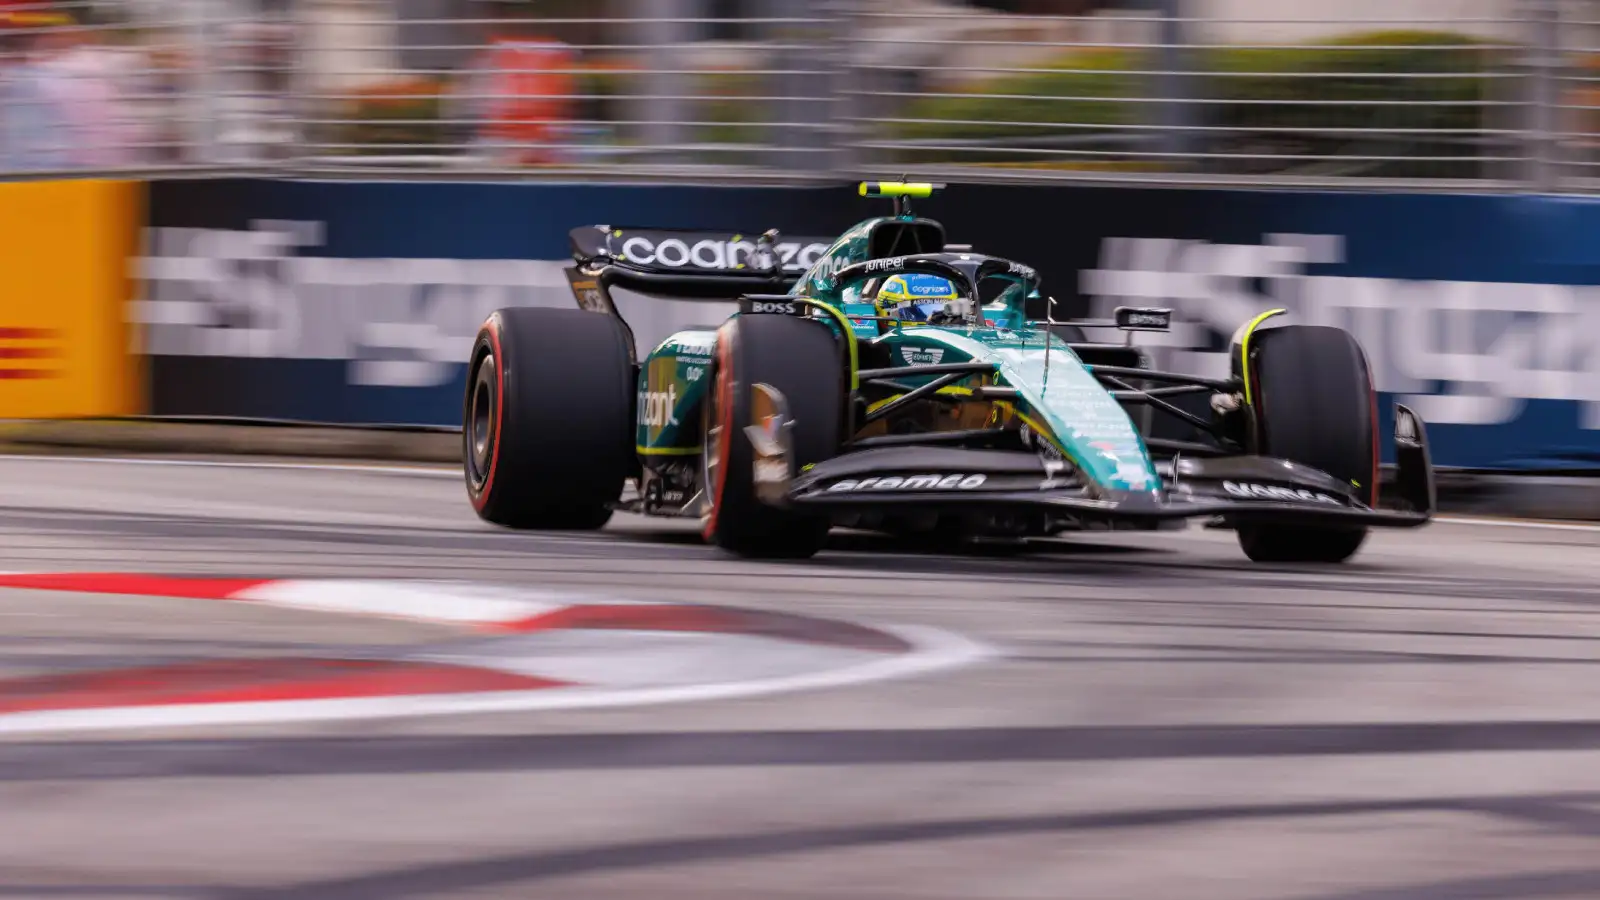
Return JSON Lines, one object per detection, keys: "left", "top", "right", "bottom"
{"left": 463, "top": 182, "right": 1434, "bottom": 563}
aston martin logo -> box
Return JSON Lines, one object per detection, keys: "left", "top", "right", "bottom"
{"left": 901, "top": 348, "right": 944, "bottom": 366}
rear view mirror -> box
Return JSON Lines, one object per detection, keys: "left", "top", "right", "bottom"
{"left": 1114, "top": 307, "right": 1173, "bottom": 332}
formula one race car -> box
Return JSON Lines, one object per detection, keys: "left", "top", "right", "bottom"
{"left": 463, "top": 182, "right": 1435, "bottom": 563}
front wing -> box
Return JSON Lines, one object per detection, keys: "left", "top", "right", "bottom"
{"left": 753, "top": 399, "right": 1435, "bottom": 529}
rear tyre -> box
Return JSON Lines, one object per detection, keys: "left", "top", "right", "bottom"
{"left": 464, "top": 308, "right": 633, "bottom": 530}
{"left": 701, "top": 314, "right": 843, "bottom": 559}
{"left": 1237, "top": 325, "right": 1377, "bottom": 564}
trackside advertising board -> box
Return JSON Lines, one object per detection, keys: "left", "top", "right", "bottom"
{"left": 137, "top": 179, "right": 850, "bottom": 425}
{"left": 137, "top": 179, "right": 1600, "bottom": 470}
{"left": 0, "top": 179, "right": 142, "bottom": 419}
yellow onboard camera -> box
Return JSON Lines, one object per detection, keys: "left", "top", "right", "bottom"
{"left": 859, "top": 181, "right": 944, "bottom": 215}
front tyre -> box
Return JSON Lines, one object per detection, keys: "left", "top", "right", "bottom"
{"left": 1237, "top": 325, "right": 1377, "bottom": 564}
{"left": 464, "top": 308, "right": 633, "bottom": 530}
{"left": 701, "top": 314, "right": 843, "bottom": 559}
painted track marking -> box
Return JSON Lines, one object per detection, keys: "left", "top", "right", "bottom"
{"left": 0, "top": 573, "right": 990, "bottom": 735}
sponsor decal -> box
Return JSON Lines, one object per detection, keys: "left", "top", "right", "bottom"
{"left": 1114, "top": 307, "right": 1172, "bottom": 330}
{"left": 810, "top": 250, "right": 854, "bottom": 284}
{"left": 1069, "top": 422, "right": 1142, "bottom": 444}
{"left": 617, "top": 235, "right": 828, "bottom": 272}
{"left": 1222, "top": 481, "right": 1341, "bottom": 505}
{"left": 910, "top": 283, "right": 953, "bottom": 296}
{"left": 569, "top": 279, "right": 606, "bottom": 313}
{"left": 639, "top": 386, "right": 680, "bottom": 428}
{"left": 666, "top": 334, "right": 716, "bottom": 359}
{"left": 901, "top": 347, "right": 945, "bottom": 366}
{"left": 862, "top": 256, "right": 910, "bottom": 273}
{"left": 1022, "top": 424, "right": 1066, "bottom": 463}
{"left": 826, "top": 474, "right": 988, "bottom": 492}
{"left": 747, "top": 300, "right": 799, "bottom": 315}
{"left": 1115, "top": 461, "right": 1152, "bottom": 488}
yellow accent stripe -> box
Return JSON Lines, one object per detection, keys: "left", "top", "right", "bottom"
{"left": 864, "top": 385, "right": 975, "bottom": 414}
{"left": 636, "top": 445, "right": 701, "bottom": 456}
{"left": 1239, "top": 308, "right": 1287, "bottom": 407}
{"left": 858, "top": 389, "right": 1083, "bottom": 472}
{"left": 799, "top": 299, "right": 859, "bottom": 390}
{"left": 1005, "top": 406, "right": 1089, "bottom": 474}
{"left": 859, "top": 181, "right": 934, "bottom": 198}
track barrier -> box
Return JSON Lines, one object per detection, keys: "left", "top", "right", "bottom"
{"left": 0, "top": 179, "right": 143, "bottom": 419}
{"left": 124, "top": 177, "right": 1600, "bottom": 478}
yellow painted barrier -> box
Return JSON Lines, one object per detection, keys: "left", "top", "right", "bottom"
{"left": 0, "top": 180, "right": 143, "bottom": 418}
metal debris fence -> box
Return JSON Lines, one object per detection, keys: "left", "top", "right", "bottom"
{"left": 1, "top": 0, "right": 1599, "bottom": 190}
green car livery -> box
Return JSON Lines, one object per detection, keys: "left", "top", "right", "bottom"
{"left": 464, "top": 182, "right": 1434, "bottom": 563}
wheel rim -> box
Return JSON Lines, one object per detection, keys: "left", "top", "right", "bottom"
{"left": 467, "top": 354, "right": 496, "bottom": 489}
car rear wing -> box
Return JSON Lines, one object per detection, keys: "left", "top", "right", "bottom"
{"left": 569, "top": 226, "right": 834, "bottom": 281}
{"left": 564, "top": 225, "right": 836, "bottom": 364}
{"left": 566, "top": 224, "right": 835, "bottom": 315}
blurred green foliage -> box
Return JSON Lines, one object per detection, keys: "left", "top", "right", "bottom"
{"left": 330, "top": 28, "right": 1519, "bottom": 176}
{"left": 884, "top": 30, "right": 1516, "bottom": 177}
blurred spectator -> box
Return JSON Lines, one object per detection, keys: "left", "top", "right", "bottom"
{"left": 447, "top": 1, "right": 578, "bottom": 165}
{"left": 0, "top": 7, "right": 75, "bottom": 169}
{"left": 210, "top": 19, "right": 297, "bottom": 163}
{"left": 0, "top": 5, "right": 148, "bottom": 170}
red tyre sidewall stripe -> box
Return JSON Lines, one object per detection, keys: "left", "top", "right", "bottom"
{"left": 471, "top": 322, "right": 506, "bottom": 512}
{"left": 702, "top": 326, "right": 737, "bottom": 540}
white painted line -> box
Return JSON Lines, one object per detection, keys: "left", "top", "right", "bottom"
{"left": 1436, "top": 516, "right": 1600, "bottom": 534}
{"left": 14, "top": 455, "right": 1594, "bottom": 532}
{"left": 0, "top": 625, "right": 991, "bottom": 736}
{"left": 0, "top": 455, "right": 461, "bottom": 478}
{"left": 233, "top": 580, "right": 575, "bottom": 626}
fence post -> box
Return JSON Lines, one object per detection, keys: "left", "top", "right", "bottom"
{"left": 1523, "top": 0, "right": 1562, "bottom": 191}
{"left": 185, "top": 0, "right": 221, "bottom": 165}
{"left": 1154, "top": 0, "right": 1197, "bottom": 170}
{"left": 818, "top": 0, "right": 853, "bottom": 178}
{"left": 283, "top": 0, "right": 313, "bottom": 168}
{"left": 762, "top": 0, "right": 830, "bottom": 175}
{"left": 824, "top": 0, "right": 868, "bottom": 178}
{"left": 637, "top": 0, "right": 692, "bottom": 166}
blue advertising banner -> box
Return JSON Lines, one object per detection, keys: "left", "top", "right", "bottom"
{"left": 138, "top": 179, "right": 854, "bottom": 426}
{"left": 138, "top": 179, "right": 1600, "bottom": 470}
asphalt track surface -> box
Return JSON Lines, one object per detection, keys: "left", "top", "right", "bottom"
{"left": 1, "top": 455, "right": 1598, "bottom": 900}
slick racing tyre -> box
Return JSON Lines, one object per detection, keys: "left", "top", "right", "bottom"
{"left": 701, "top": 313, "right": 843, "bottom": 559}
{"left": 465, "top": 307, "right": 633, "bottom": 530}
{"left": 1238, "top": 325, "right": 1377, "bottom": 564}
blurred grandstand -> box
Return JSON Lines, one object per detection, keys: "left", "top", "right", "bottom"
{"left": 0, "top": 0, "right": 1597, "bottom": 188}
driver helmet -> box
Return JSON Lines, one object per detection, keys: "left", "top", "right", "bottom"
{"left": 876, "top": 273, "right": 963, "bottom": 322}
